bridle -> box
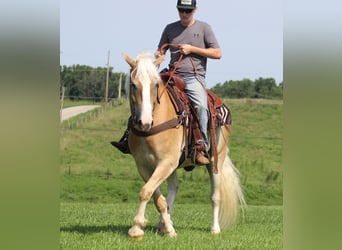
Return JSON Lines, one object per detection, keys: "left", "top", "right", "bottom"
{"left": 128, "top": 50, "right": 186, "bottom": 137}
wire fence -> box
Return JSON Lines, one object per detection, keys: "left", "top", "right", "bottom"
{"left": 60, "top": 98, "right": 125, "bottom": 130}
{"left": 60, "top": 98, "right": 283, "bottom": 142}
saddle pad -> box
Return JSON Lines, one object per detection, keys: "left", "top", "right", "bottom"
{"left": 215, "top": 104, "right": 232, "bottom": 126}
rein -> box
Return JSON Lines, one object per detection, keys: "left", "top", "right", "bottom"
{"left": 158, "top": 43, "right": 206, "bottom": 95}
{"left": 157, "top": 43, "right": 184, "bottom": 100}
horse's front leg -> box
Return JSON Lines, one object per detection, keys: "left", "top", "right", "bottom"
{"left": 127, "top": 164, "right": 154, "bottom": 240}
{"left": 157, "top": 170, "right": 178, "bottom": 233}
{"left": 127, "top": 193, "right": 149, "bottom": 240}
{"left": 153, "top": 187, "right": 177, "bottom": 237}
{"left": 128, "top": 162, "right": 177, "bottom": 240}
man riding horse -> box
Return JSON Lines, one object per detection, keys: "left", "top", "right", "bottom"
{"left": 112, "top": 0, "right": 221, "bottom": 165}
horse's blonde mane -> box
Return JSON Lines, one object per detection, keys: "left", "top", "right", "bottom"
{"left": 125, "top": 52, "right": 162, "bottom": 96}
{"left": 134, "top": 52, "right": 161, "bottom": 84}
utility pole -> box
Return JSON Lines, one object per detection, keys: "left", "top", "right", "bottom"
{"left": 60, "top": 85, "right": 65, "bottom": 124}
{"left": 118, "top": 73, "right": 122, "bottom": 99}
{"left": 105, "top": 50, "right": 110, "bottom": 103}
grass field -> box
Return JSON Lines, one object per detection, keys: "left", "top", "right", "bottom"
{"left": 60, "top": 203, "right": 282, "bottom": 249}
{"left": 60, "top": 98, "right": 283, "bottom": 248}
{"left": 60, "top": 99, "right": 283, "bottom": 205}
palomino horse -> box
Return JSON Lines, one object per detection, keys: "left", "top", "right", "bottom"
{"left": 122, "top": 51, "right": 245, "bottom": 240}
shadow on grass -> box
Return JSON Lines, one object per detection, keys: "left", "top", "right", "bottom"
{"left": 60, "top": 223, "right": 209, "bottom": 236}
{"left": 60, "top": 224, "right": 131, "bottom": 235}
{"left": 174, "top": 225, "right": 209, "bottom": 233}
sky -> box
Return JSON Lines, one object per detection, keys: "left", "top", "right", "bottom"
{"left": 60, "top": 0, "right": 283, "bottom": 87}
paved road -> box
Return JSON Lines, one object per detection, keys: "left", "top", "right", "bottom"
{"left": 61, "top": 105, "right": 100, "bottom": 121}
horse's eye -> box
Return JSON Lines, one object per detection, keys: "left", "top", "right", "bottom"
{"left": 130, "top": 83, "right": 137, "bottom": 91}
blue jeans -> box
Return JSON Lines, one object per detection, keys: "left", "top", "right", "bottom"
{"left": 183, "top": 76, "right": 209, "bottom": 151}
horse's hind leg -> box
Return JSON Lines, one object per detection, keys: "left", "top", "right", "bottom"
{"left": 166, "top": 170, "right": 178, "bottom": 214}
{"left": 206, "top": 127, "right": 245, "bottom": 234}
{"left": 206, "top": 163, "right": 221, "bottom": 234}
{"left": 156, "top": 171, "right": 178, "bottom": 234}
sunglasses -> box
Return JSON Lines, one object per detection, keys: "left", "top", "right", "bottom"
{"left": 177, "top": 8, "right": 194, "bottom": 14}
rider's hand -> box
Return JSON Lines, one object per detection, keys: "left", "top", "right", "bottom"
{"left": 179, "top": 44, "right": 192, "bottom": 55}
{"left": 154, "top": 51, "right": 162, "bottom": 58}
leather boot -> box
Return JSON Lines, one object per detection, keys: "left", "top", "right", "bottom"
{"left": 110, "top": 129, "right": 130, "bottom": 154}
{"left": 194, "top": 139, "right": 209, "bottom": 165}
{"left": 195, "top": 151, "right": 210, "bottom": 165}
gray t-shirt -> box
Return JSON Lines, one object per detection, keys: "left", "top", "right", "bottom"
{"left": 158, "top": 20, "right": 220, "bottom": 78}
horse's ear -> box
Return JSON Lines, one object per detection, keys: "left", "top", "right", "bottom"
{"left": 122, "top": 52, "right": 136, "bottom": 68}
{"left": 153, "top": 54, "right": 165, "bottom": 67}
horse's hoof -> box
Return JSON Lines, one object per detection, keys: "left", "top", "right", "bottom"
{"left": 130, "top": 235, "right": 144, "bottom": 241}
{"left": 167, "top": 231, "right": 177, "bottom": 238}
{"left": 128, "top": 225, "right": 144, "bottom": 240}
{"left": 157, "top": 222, "right": 177, "bottom": 237}
{"left": 157, "top": 226, "right": 166, "bottom": 234}
{"left": 157, "top": 221, "right": 167, "bottom": 234}
{"left": 211, "top": 228, "right": 221, "bottom": 235}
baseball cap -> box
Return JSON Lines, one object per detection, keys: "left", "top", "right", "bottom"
{"left": 177, "top": 0, "right": 197, "bottom": 9}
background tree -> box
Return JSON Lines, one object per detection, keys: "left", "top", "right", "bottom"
{"left": 60, "top": 65, "right": 127, "bottom": 101}
{"left": 60, "top": 65, "right": 282, "bottom": 101}
{"left": 211, "top": 77, "right": 282, "bottom": 99}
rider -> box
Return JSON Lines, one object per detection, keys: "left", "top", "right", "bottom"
{"left": 112, "top": 0, "right": 221, "bottom": 165}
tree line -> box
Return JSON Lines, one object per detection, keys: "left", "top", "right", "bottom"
{"left": 211, "top": 78, "right": 283, "bottom": 99}
{"left": 60, "top": 65, "right": 127, "bottom": 102}
{"left": 60, "top": 65, "right": 283, "bottom": 101}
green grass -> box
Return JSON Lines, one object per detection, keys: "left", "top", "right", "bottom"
{"left": 60, "top": 203, "right": 282, "bottom": 249}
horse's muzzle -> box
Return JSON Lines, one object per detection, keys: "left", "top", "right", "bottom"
{"left": 132, "top": 107, "right": 154, "bottom": 132}
{"left": 136, "top": 119, "right": 153, "bottom": 132}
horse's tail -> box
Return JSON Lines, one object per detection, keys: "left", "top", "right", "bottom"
{"left": 218, "top": 155, "right": 246, "bottom": 229}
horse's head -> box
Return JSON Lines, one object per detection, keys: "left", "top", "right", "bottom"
{"left": 123, "top": 52, "right": 165, "bottom": 132}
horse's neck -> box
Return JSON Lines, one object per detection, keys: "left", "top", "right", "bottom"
{"left": 153, "top": 82, "right": 177, "bottom": 124}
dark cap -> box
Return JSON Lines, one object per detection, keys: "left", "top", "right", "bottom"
{"left": 177, "top": 0, "right": 197, "bottom": 9}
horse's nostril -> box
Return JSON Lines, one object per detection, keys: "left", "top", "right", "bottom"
{"left": 137, "top": 119, "right": 152, "bottom": 131}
